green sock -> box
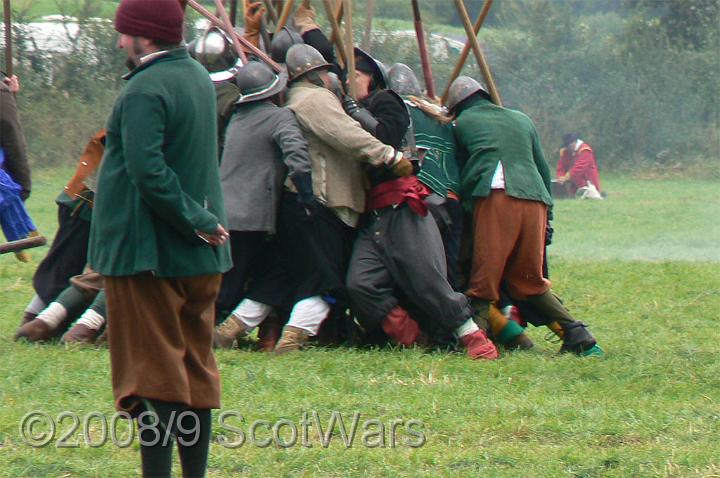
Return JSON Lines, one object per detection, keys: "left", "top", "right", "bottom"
{"left": 138, "top": 399, "right": 184, "bottom": 478}
{"left": 177, "top": 409, "right": 212, "bottom": 478}
{"left": 497, "top": 320, "right": 525, "bottom": 344}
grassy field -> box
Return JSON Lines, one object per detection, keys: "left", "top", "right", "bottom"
{"left": 1, "top": 170, "right": 719, "bottom": 477}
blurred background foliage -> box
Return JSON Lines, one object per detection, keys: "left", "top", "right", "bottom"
{"left": 1, "top": 0, "right": 718, "bottom": 176}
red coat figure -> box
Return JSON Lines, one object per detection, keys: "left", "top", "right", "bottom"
{"left": 556, "top": 134, "right": 601, "bottom": 195}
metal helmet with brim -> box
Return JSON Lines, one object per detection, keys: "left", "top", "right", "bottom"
{"left": 285, "top": 44, "right": 332, "bottom": 81}
{"left": 388, "top": 63, "right": 422, "bottom": 97}
{"left": 234, "top": 61, "right": 288, "bottom": 105}
{"left": 446, "top": 75, "right": 489, "bottom": 113}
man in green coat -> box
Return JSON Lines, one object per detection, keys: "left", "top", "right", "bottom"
{"left": 449, "top": 76, "right": 602, "bottom": 357}
{"left": 88, "top": 1, "right": 231, "bottom": 476}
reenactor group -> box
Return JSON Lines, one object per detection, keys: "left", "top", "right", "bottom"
{"left": 14, "top": 1, "right": 603, "bottom": 361}
{"left": 7, "top": 1, "right": 605, "bottom": 476}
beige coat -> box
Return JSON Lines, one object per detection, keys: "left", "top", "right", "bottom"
{"left": 286, "top": 83, "right": 396, "bottom": 220}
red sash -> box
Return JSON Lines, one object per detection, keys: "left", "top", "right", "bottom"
{"left": 366, "top": 176, "right": 430, "bottom": 216}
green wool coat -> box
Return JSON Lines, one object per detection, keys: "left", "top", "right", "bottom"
{"left": 454, "top": 96, "right": 553, "bottom": 218}
{"left": 88, "top": 49, "right": 232, "bottom": 278}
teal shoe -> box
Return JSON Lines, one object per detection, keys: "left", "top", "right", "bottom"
{"left": 580, "top": 344, "right": 605, "bottom": 357}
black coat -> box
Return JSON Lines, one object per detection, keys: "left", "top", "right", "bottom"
{"left": 361, "top": 89, "right": 410, "bottom": 186}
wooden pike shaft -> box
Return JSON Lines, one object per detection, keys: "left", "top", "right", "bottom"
{"left": 229, "top": 0, "right": 238, "bottom": 25}
{"left": 328, "top": 0, "right": 344, "bottom": 44}
{"left": 452, "top": 0, "right": 501, "bottom": 105}
{"left": 188, "top": 0, "right": 282, "bottom": 71}
{"left": 322, "top": 0, "right": 346, "bottom": 66}
{"left": 344, "top": 0, "right": 356, "bottom": 99}
{"left": 214, "top": 0, "right": 248, "bottom": 62}
{"left": 442, "top": 0, "right": 493, "bottom": 103}
{"left": 0, "top": 235, "right": 47, "bottom": 255}
{"left": 411, "top": 0, "right": 435, "bottom": 99}
{"left": 274, "top": 0, "right": 295, "bottom": 33}
{"left": 3, "top": 0, "right": 12, "bottom": 76}
{"left": 361, "top": 0, "right": 374, "bottom": 51}
{"left": 263, "top": 0, "right": 279, "bottom": 24}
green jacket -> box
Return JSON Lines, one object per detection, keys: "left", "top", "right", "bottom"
{"left": 89, "top": 49, "right": 232, "bottom": 277}
{"left": 454, "top": 96, "right": 553, "bottom": 218}
{"left": 405, "top": 101, "right": 460, "bottom": 197}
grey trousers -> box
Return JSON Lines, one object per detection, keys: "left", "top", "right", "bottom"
{"left": 346, "top": 205, "right": 473, "bottom": 331}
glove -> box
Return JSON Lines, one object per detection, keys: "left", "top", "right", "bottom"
{"left": 385, "top": 150, "right": 413, "bottom": 178}
{"left": 545, "top": 220, "right": 554, "bottom": 246}
{"left": 293, "top": 4, "right": 319, "bottom": 35}
{"left": 243, "top": 2, "right": 265, "bottom": 48}
{"left": 291, "top": 173, "right": 318, "bottom": 218}
{"left": 342, "top": 96, "right": 379, "bottom": 135}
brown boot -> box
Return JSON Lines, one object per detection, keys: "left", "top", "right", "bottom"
{"left": 15, "top": 318, "right": 54, "bottom": 342}
{"left": 257, "top": 314, "right": 283, "bottom": 352}
{"left": 61, "top": 324, "right": 101, "bottom": 345}
{"left": 274, "top": 326, "right": 310, "bottom": 354}
{"left": 213, "top": 316, "right": 249, "bottom": 349}
{"left": 20, "top": 311, "right": 37, "bottom": 326}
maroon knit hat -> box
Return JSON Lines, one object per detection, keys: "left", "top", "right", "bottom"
{"left": 115, "top": 0, "right": 185, "bottom": 44}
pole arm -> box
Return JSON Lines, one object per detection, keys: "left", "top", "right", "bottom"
{"left": 3, "top": 0, "right": 12, "bottom": 76}
{"left": 263, "top": 0, "right": 279, "bottom": 24}
{"left": 442, "top": 0, "right": 493, "bottom": 104}
{"left": 274, "top": 0, "right": 295, "bottom": 33}
{"left": 361, "top": 0, "right": 374, "bottom": 51}
{"left": 343, "top": 0, "right": 356, "bottom": 99}
{"left": 452, "top": 0, "right": 501, "bottom": 105}
{"left": 411, "top": 0, "right": 436, "bottom": 99}
{"left": 321, "top": 0, "right": 346, "bottom": 66}
{"left": 328, "top": 0, "right": 344, "bottom": 44}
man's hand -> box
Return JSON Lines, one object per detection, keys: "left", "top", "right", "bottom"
{"left": 391, "top": 157, "right": 413, "bottom": 177}
{"left": 293, "top": 4, "right": 318, "bottom": 34}
{"left": 244, "top": 2, "right": 265, "bottom": 35}
{"left": 196, "top": 224, "right": 229, "bottom": 246}
{"left": 557, "top": 173, "right": 570, "bottom": 184}
{"left": 2, "top": 75, "right": 20, "bottom": 93}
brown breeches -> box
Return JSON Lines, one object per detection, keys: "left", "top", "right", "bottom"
{"left": 105, "top": 273, "right": 222, "bottom": 415}
{"left": 465, "top": 190, "right": 550, "bottom": 302}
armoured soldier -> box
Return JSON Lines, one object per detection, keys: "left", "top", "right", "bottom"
{"left": 344, "top": 52, "right": 498, "bottom": 359}
{"left": 258, "top": 43, "right": 412, "bottom": 353}
{"left": 449, "top": 75, "right": 603, "bottom": 356}
{"left": 189, "top": 27, "right": 243, "bottom": 158}
{"left": 212, "top": 61, "right": 315, "bottom": 352}
{"left": 387, "top": 63, "right": 465, "bottom": 292}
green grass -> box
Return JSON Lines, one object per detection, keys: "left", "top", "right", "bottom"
{"left": 1, "top": 171, "right": 719, "bottom": 477}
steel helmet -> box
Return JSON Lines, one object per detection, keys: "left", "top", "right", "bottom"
{"left": 270, "top": 26, "right": 304, "bottom": 64}
{"left": 353, "top": 47, "right": 388, "bottom": 90}
{"left": 285, "top": 44, "right": 332, "bottom": 81}
{"left": 446, "top": 75, "right": 489, "bottom": 112}
{"left": 189, "top": 27, "right": 242, "bottom": 82}
{"left": 234, "top": 61, "right": 288, "bottom": 104}
{"left": 387, "top": 63, "right": 422, "bottom": 96}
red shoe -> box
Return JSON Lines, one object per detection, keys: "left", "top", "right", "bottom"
{"left": 381, "top": 306, "right": 420, "bottom": 346}
{"left": 460, "top": 329, "right": 499, "bottom": 360}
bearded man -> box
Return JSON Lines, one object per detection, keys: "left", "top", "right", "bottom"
{"left": 88, "top": 1, "right": 231, "bottom": 476}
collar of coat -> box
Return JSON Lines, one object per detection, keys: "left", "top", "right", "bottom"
{"left": 122, "top": 47, "right": 189, "bottom": 81}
